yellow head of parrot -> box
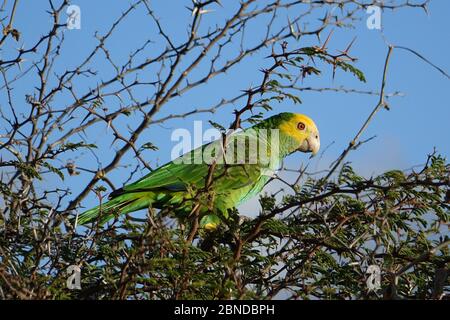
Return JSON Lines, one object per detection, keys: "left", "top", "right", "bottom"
{"left": 279, "top": 113, "right": 320, "bottom": 156}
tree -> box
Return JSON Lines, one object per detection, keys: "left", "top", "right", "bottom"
{"left": 0, "top": 0, "right": 448, "bottom": 299}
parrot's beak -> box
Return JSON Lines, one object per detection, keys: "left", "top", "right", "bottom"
{"left": 308, "top": 134, "right": 320, "bottom": 156}
{"left": 299, "top": 133, "right": 320, "bottom": 157}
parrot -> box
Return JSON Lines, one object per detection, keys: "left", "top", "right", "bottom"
{"left": 76, "top": 112, "right": 320, "bottom": 229}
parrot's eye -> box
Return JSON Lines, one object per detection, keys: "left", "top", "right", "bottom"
{"left": 297, "top": 122, "right": 306, "bottom": 131}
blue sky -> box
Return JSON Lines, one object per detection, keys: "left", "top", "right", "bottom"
{"left": 1, "top": 1, "right": 449, "bottom": 212}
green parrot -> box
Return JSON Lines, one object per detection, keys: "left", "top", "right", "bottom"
{"left": 77, "top": 112, "right": 320, "bottom": 229}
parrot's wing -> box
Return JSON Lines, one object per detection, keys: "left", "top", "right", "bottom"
{"left": 117, "top": 161, "right": 262, "bottom": 194}
{"left": 114, "top": 130, "right": 270, "bottom": 196}
{"left": 119, "top": 162, "right": 208, "bottom": 193}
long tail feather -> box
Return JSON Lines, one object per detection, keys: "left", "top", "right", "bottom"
{"left": 76, "top": 192, "right": 151, "bottom": 225}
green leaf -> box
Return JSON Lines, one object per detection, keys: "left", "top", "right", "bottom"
{"left": 139, "top": 142, "right": 159, "bottom": 152}
{"left": 208, "top": 120, "right": 225, "bottom": 132}
{"left": 336, "top": 61, "right": 366, "bottom": 82}
{"left": 43, "top": 162, "right": 64, "bottom": 181}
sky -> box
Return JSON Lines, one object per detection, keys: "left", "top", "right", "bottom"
{"left": 1, "top": 0, "right": 449, "bottom": 213}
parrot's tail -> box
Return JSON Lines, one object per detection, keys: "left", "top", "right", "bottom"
{"left": 76, "top": 192, "right": 152, "bottom": 225}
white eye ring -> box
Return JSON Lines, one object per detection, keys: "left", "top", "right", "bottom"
{"left": 297, "top": 122, "right": 306, "bottom": 131}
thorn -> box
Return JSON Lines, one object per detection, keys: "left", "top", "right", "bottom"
{"left": 80, "top": 112, "right": 91, "bottom": 126}
{"left": 198, "top": 9, "right": 215, "bottom": 15}
{"left": 321, "top": 29, "right": 334, "bottom": 51}
{"left": 287, "top": 16, "right": 297, "bottom": 39}
{"left": 315, "top": 31, "right": 321, "bottom": 44}
{"left": 295, "top": 21, "right": 302, "bottom": 40}
{"left": 342, "top": 37, "right": 357, "bottom": 55}
{"left": 240, "top": 88, "right": 253, "bottom": 94}
{"left": 320, "top": 10, "right": 330, "bottom": 24}
{"left": 187, "top": 6, "right": 198, "bottom": 16}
